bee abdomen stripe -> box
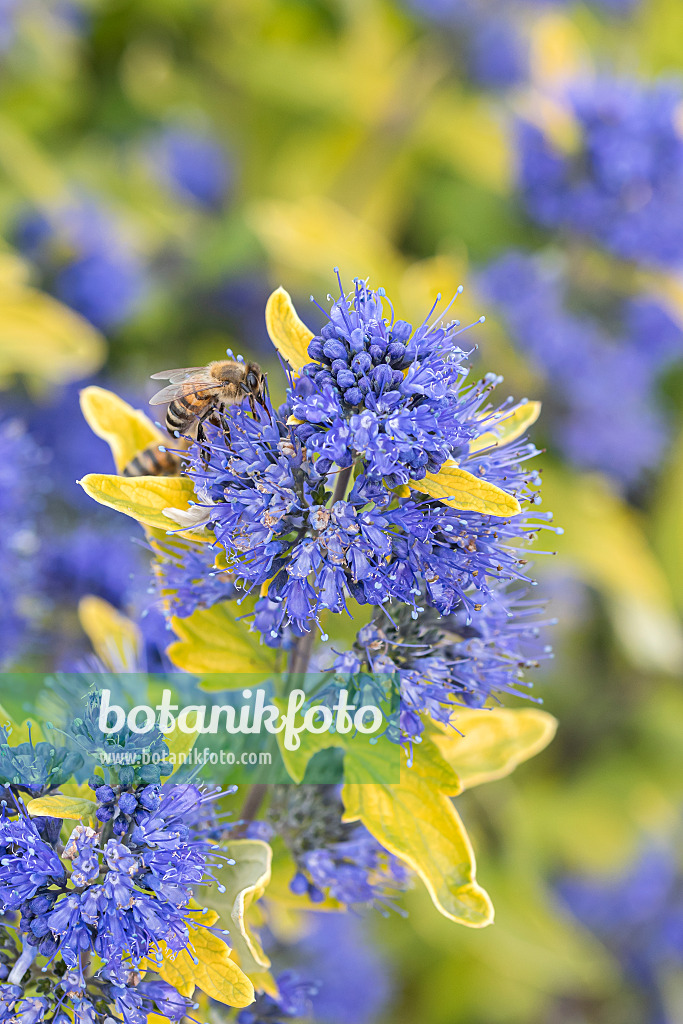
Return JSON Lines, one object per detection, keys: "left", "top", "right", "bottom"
{"left": 123, "top": 455, "right": 145, "bottom": 477}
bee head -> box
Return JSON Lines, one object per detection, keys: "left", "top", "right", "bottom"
{"left": 244, "top": 362, "right": 262, "bottom": 394}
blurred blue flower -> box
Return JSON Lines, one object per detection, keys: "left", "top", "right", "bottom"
{"left": 480, "top": 251, "right": 683, "bottom": 485}
{"left": 558, "top": 846, "right": 683, "bottom": 1022}
{"left": 151, "top": 127, "right": 232, "bottom": 209}
{"left": 468, "top": 19, "right": 527, "bottom": 89}
{"left": 13, "top": 199, "right": 146, "bottom": 330}
{"left": 517, "top": 78, "right": 683, "bottom": 268}
{"left": 300, "top": 914, "right": 392, "bottom": 1024}
{"left": 238, "top": 970, "right": 317, "bottom": 1024}
{"left": 0, "top": 419, "right": 46, "bottom": 667}
{"left": 0, "top": 0, "right": 19, "bottom": 53}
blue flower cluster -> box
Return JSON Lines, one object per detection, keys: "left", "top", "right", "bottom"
{"left": 0, "top": 774, "right": 228, "bottom": 1023}
{"left": 267, "top": 784, "right": 408, "bottom": 908}
{"left": 406, "top": 1, "right": 639, "bottom": 90}
{"left": 13, "top": 198, "right": 145, "bottom": 330}
{"left": 0, "top": 419, "right": 45, "bottom": 668}
{"left": 238, "top": 970, "right": 317, "bottom": 1024}
{"left": 336, "top": 590, "right": 552, "bottom": 740}
{"left": 558, "top": 845, "right": 683, "bottom": 1023}
{"left": 150, "top": 126, "right": 232, "bottom": 210}
{"left": 184, "top": 279, "right": 549, "bottom": 655}
{"left": 481, "top": 251, "right": 683, "bottom": 486}
{"left": 517, "top": 78, "right": 683, "bottom": 268}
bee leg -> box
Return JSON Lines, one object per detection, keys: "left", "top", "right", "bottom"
{"left": 196, "top": 407, "right": 215, "bottom": 467}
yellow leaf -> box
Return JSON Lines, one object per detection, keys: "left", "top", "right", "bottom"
{"left": 79, "top": 386, "right": 164, "bottom": 473}
{"left": 342, "top": 741, "right": 493, "bottom": 927}
{"left": 470, "top": 401, "right": 542, "bottom": 455}
{"left": 411, "top": 461, "right": 521, "bottom": 517}
{"left": 542, "top": 464, "right": 683, "bottom": 674}
{"left": 265, "top": 287, "right": 314, "bottom": 372}
{"left": 0, "top": 281, "right": 104, "bottom": 387}
{"left": 0, "top": 708, "right": 44, "bottom": 746}
{"left": 147, "top": 909, "right": 254, "bottom": 1008}
{"left": 167, "top": 601, "right": 277, "bottom": 678}
{"left": 78, "top": 596, "right": 142, "bottom": 672}
{"left": 431, "top": 708, "right": 557, "bottom": 791}
{"left": 26, "top": 794, "right": 97, "bottom": 822}
{"left": 221, "top": 839, "right": 272, "bottom": 974}
{"left": 78, "top": 473, "right": 207, "bottom": 542}
{"left": 529, "top": 11, "right": 590, "bottom": 90}
{"left": 163, "top": 726, "right": 200, "bottom": 778}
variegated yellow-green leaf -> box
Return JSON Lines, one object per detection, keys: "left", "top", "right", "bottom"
{"left": 272, "top": 697, "right": 343, "bottom": 783}
{"left": 78, "top": 595, "right": 143, "bottom": 672}
{"left": 430, "top": 708, "right": 557, "bottom": 790}
{"left": 542, "top": 463, "right": 683, "bottom": 674}
{"left": 145, "top": 907, "right": 254, "bottom": 1007}
{"left": 163, "top": 725, "right": 201, "bottom": 777}
{"left": 0, "top": 276, "right": 104, "bottom": 387}
{"left": 342, "top": 740, "right": 493, "bottom": 927}
{"left": 221, "top": 839, "right": 272, "bottom": 974}
{"left": 0, "top": 705, "right": 44, "bottom": 746}
{"left": 265, "top": 286, "right": 314, "bottom": 372}
{"left": 411, "top": 461, "right": 521, "bottom": 517}
{"left": 78, "top": 473, "right": 207, "bottom": 542}
{"left": 26, "top": 794, "right": 97, "bottom": 821}
{"left": 168, "top": 601, "right": 277, "bottom": 679}
{"left": 80, "top": 386, "right": 165, "bottom": 473}
{"left": 470, "top": 401, "right": 542, "bottom": 455}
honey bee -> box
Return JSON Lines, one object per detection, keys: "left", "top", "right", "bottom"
{"left": 149, "top": 359, "right": 266, "bottom": 439}
{"left": 122, "top": 359, "right": 265, "bottom": 478}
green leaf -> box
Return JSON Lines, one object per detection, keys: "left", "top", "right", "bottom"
{"left": 410, "top": 461, "right": 521, "bottom": 516}
{"left": 78, "top": 595, "right": 142, "bottom": 672}
{"left": 144, "top": 906, "right": 254, "bottom": 1008}
{"left": 26, "top": 794, "right": 97, "bottom": 822}
{"left": 430, "top": 708, "right": 557, "bottom": 790}
{"left": 78, "top": 473, "right": 207, "bottom": 542}
{"left": 265, "top": 287, "right": 314, "bottom": 372}
{"left": 342, "top": 740, "right": 493, "bottom": 927}
{"left": 272, "top": 697, "right": 344, "bottom": 783}
{"left": 221, "top": 839, "right": 272, "bottom": 975}
{"left": 470, "top": 400, "right": 542, "bottom": 455}
{"left": 79, "top": 386, "right": 165, "bottom": 473}
{"left": 167, "top": 601, "right": 277, "bottom": 679}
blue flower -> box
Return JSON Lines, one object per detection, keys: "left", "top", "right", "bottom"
{"left": 558, "top": 845, "right": 683, "bottom": 1019}
{"left": 13, "top": 198, "right": 145, "bottom": 330}
{"left": 297, "top": 914, "right": 392, "bottom": 1024}
{"left": 179, "top": 278, "right": 548, "bottom": 642}
{"left": 480, "top": 251, "right": 682, "bottom": 486}
{"left": 238, "top": 970, "right": 317, "bottom": 1024}
{"left": 335, "top": 586, "right": 552, "bottom": 741}
{"left": 0, "top": 419, "right": 46, "bottom": 667}
{"left": 0, "top": 805, "right": 65, "bottom": 911}
{"left": 516, "top": 78, "right": 683, "bottom": 268}
{"left": 269, "top": 785, "right": 407, "bottom": 908}
{"left": 150, "top": 126, "right": 232, "bottom": 209}
{"left": 0, "top": 731, "right": 83, "bottom": 795}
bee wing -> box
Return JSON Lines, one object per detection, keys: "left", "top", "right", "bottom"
{"left": 149, "top": 370, "right": 217, "bottom": 406}
{"left": 149, "top": 366, "right": 206, "bottom": 383}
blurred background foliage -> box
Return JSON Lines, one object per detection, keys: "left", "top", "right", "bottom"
{"left": 2, "top": 0, "right": 683, "bottom": 1022}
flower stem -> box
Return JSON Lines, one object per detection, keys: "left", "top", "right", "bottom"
{"left": 9, "top": 941, "right": 37, "bottom": 985}
{"left": 330, "top": 464, "right": 353, "bottom": 505}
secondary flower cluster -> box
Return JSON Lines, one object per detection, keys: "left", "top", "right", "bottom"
{"left": 481, "top": 251, "right": 683, "bottom": 486}
{"left": 0, "top": 777, "right": 223, "bottom": 1023}
{"left": 517, "top": 78, "right": 683, "bottom": 268}
{"left": 334, "top": 594, "right": 552, "bottom": 739}
{"left": 265, "top": 784, "right": 408, "bottom": 908}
